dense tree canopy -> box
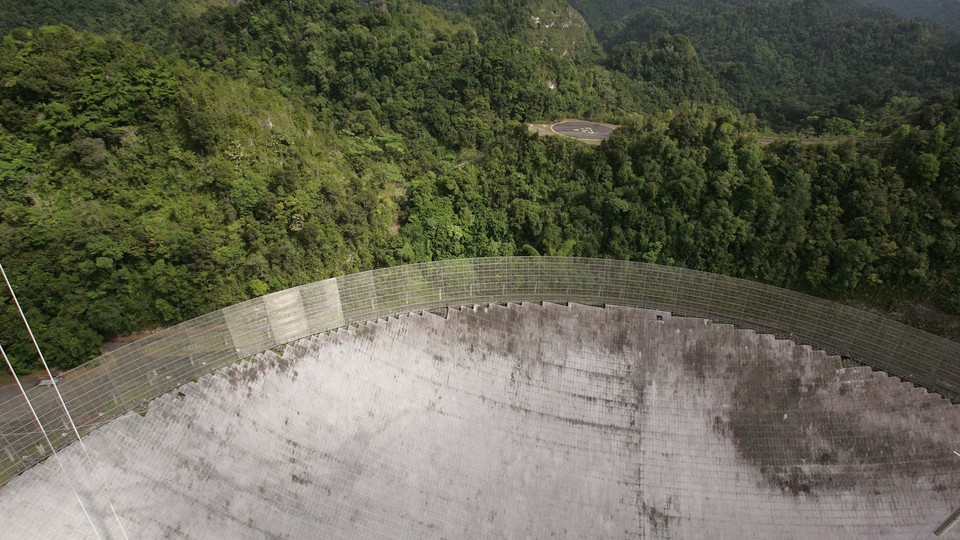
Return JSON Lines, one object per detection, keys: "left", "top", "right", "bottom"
{"left": 399, "top": 102, "right": 959, "bottom": 307}
{"left": 0, "top": 0, "right": 958, "bottom": 371}
{"left": 0, "top": 26, "right": 396, "bottom": 369}
{"left": 595, "top": 0, "right": 960, "bottom": 129}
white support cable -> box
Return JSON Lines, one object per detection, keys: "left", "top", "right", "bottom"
{"left": 0, "top": 261, "right": 86, "bottom": 446}
{"left": 0, "top": 344, "right": 103, "bottom": 540}
{"left": 0, "top": 261, "right": 129, "bottom": 540}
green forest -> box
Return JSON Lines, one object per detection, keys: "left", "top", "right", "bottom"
{"left": 0, "top": 0, "right": 958, "bottom": 371}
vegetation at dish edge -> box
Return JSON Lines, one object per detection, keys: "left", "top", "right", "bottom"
{"left": 0, "top": 0, "right": 958, "bottom": 371}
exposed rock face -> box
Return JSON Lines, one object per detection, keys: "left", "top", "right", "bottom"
{"left": 524, "top": 0, "right": 601, "bottom": 58}
{"left": 0, "top": 303, "right": 957, "bottom": 538}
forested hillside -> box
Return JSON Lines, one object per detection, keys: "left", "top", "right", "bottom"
{"left": 0, "top": 26, "right": 397, "bottom": 364}
{"left": 595, "top": 0, "right": 960, "bottom": 128}
{"left": 0, "top": 0, "right": 958, "bottom": 371}
{"left": 570, "top": 0, "right": 960, "bottom": 35}
{"left": 856, "top": 0, "right": 960, "bottom": 33}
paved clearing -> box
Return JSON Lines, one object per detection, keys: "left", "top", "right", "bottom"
{"left": 529, "top": 119, "right": 618, "bottom": 144}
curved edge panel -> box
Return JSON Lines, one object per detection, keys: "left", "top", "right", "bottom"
{"left": 0, "top": 257, "right": 957, "bottom": 486}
